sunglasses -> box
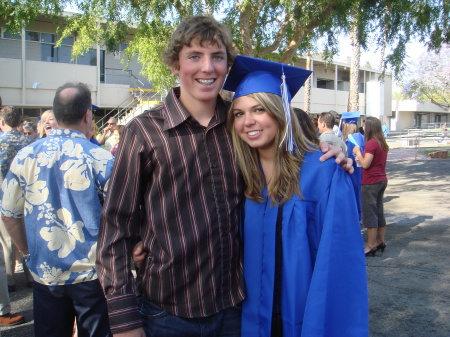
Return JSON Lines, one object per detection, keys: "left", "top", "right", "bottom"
{"left": 106, "top": 123, "right": 116, "bottom": 126}
{"left": 24, "top": 132, "right": 33, "bottom": 136}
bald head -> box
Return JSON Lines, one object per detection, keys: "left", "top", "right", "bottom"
{"left": 53, "top": 82, "right": 92, "bottom": 126}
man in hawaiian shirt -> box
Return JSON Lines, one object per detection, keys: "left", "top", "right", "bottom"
{"left": 0, "top": 106, "right": 34, "bottom": 291}
{"left": 0, "top": 106, "right": 28, "bottom": 326}
{"left": 1, "top": 83, "right": 114, "bottom": 336}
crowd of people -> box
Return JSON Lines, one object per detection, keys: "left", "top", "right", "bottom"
{"left": 0, "top": 14, "right": 390, "bottom": 337}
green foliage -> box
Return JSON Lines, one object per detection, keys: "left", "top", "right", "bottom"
{"left": 0, "top": 0, "right": 447, "bottom": 92}
{"left": 0, "top": 0, "right": 63, "bottom": 33}
{"left": 125, "top": 21, "right": 177, "bottom": 92}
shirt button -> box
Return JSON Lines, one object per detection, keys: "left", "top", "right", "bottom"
{"left": 212, "top": 163, "right": 217, "bottom": 168}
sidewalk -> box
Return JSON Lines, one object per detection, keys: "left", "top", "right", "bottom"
{"left": 2, "top": 146, "right": 450, "bottom": 337}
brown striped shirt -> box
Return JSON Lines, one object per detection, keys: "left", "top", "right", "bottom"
{"left": 96, "top": 88, "right": 245, "bottom": 334}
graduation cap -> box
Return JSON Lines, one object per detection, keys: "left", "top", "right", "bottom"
{"left": 223, "top": 55, "right": 312, "bottom": 101}
{"left": 341, "top": 111, "right": 360, "bottom": 124}
{"left": 223, "top": 55, "right": 312, "bottom": 152}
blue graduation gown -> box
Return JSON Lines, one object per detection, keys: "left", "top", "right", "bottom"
{"left": 345, "top": 133, "right": 365, "bottom": 221}
{"left": 241, "top": 151, "right": 368, "bottom": 337}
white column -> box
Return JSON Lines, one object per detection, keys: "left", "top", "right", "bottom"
{"left": 21, "top": 27, "right": 26, "bottom": 105}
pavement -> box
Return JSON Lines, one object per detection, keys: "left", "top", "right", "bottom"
{"left": 1, "top": 141, "right": 450, "bottom": 337}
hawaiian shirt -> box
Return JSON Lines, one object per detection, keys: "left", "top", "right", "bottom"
{"left": 0, "top": 129, "right": 33, "bottom": 203}
{"left": 1, "top": 129, "right": 115, "bottom": 286}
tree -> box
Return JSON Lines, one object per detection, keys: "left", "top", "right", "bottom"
{"left": 401, "top": 44, "right": 450, "bottom": 111}
{"left": 344, "top": 0, "right": 448, "bottom": 112}
{"left": 1, "top": 0, "right": 447, "bottom": 92}
{"left": 348, "top": 18, "right": 362, "bottom": 112}
{"left": 0, "top": 0, "right": 359, "bottom": 92}
{"left": 369, "top": 0, "right": 449, "bottom": 80}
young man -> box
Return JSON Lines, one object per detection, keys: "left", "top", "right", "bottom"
{"left": 1, "top": 83, "right": 114, "bottom": 336}
{"left": 0, "top": 106, "right": 29, "bottom": 326}
{"left": 96, "top": 16, "right": 351, "bottom": 337}
{"left": 318, "top": 111, "right": 348, "bottom": 156}
{"left": 0, "top": 106, "right": 34, "bottom": 293}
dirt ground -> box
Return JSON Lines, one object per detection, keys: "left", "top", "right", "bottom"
{"left": 366, "top": 147, "right": 450, "bottom": 337}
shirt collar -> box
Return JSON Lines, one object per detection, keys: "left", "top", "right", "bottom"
{"left": 3, "top": 129, "right": 22, "bottom": 136}
{"left": 162, "top": 87, "right": 230, "bottom": 131}
{"left": 49, "top": 129, "right": 87, "bottom": 139}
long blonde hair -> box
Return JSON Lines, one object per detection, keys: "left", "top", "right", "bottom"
{"left": 342, "top": 123, "right": 358, "bottom": 141}
{"left": 227, "top": 92, "right": 318, "bottom": 205}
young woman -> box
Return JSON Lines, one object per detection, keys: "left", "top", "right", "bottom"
{"left": 341, "top": 111, "right": 365, "bottom": 222}
{"left": 353, "top": 116, "right": 389, "bottom": 256}
{"left": 39, "top": 110, "right": 59, "bottom": 138}
{"left": 224, "top": 55, "right": 368, "bottom": 337}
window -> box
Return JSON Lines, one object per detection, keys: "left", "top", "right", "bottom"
{"left": 22, "top": 108, "right": 41, "bottom": 117}
{"left": 41, "top": 33, "right": 56, "bottom": 43}
{"left": 317, "top": 79, "right": 334, "bottom": 90}
{"left": 25, "top": 31, "right": 39, "bottom": 41}
{"left": 2, "top": 29, "right": 21, "bottom": 39}
{"left": 2, "top": 28, "right": 105, "bottom": 78}
{"left": 39, "top": 33, "right": 74, "bottom": 64}
{"left": 78, "top": 49, "right": 97, "bottom": 66}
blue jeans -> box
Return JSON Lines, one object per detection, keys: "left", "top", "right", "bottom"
{"left": 33, "top": 280, "right": 111, "bottom": 337}
{"left": 138, "top": 297, "right": 241, "bottom": 337}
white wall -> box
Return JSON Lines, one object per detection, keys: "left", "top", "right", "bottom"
{"left": 100, "top": 84, "right": 134, "bottom": 107}
{"left": 0, "top": 58, "right": 98, "bottom": 106}
{"left": 366, "top": 81, "right": 383, "bottom": 119}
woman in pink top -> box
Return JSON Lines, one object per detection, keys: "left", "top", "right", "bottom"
{"left": 353, "top": 117, "right": 389, "bottom": 257}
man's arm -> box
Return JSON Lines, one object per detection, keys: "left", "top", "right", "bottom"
{"left": 319, "top": 142, "right": 354, "bottom": 174}
{"left": 1, "top": 216, "right": 28, "bottom": 254}
{"left": 96, "top": 125, "right": 144, "bottom": 334}
{"left": 97, "top": 127, "right": 111, "bottom": 145}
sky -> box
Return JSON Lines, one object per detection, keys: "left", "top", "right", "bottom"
{"left": 336, "top": 36, "right": 428, "bottom": 70}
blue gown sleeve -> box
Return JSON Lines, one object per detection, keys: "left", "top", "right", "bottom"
{"left": 300, "top": 160, "right": 368, "bottom": 336}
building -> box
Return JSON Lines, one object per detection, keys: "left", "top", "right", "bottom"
{"left": 291, "top": 55, "right": 393, "bottom": 126}
{"left": 0, "top": 13, "right": 159, "bottom": 125}
{"left": 1, "top": 14, "right": 392, "bottom": 129}
{"left": 392, "top": 100, "right": 449, "bottom": 130}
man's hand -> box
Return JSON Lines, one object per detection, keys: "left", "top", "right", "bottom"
{"left": 103, "top": 124, "right": 113, "bottom": 134}
{"left": 114, "top": 328, "right": 146, "bottom": 337}
{"left": 1, "top": 216, "right": 29, "bottom": 254}
{"left": 319, "top": 142, "right": 354, "bottom": 174}
{"left": 132, "top": 241, "right": 147, "bottom": 270}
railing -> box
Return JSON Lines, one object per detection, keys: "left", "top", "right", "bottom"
{"left": 417, "top": 122, "right": 448, "bottom": 129}
{"left": 102, "top": 68, "right": 144, "bottom": 88}
{"left": 96, "top": 68, "right": 164, "bottom": 129}
{"left": 96, "top": 95, "right": 137, "bottom": 129}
